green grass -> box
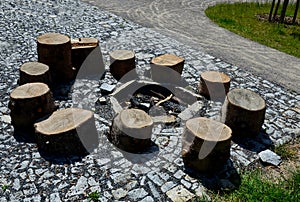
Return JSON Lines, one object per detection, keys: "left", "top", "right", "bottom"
{"left": 1, "top": 184, "right": 9, "bottom": 191}
{"left": 273, "top": 143, "right": 298, "bottom": 160}
{"left": 88, "top": 191, "right": 100, "bottom": 202}
{"left": 205, "top": 2, "right": 300, "bottom": 58}
{"left": 208, "top": 169, "right": 300, "bottom": 202}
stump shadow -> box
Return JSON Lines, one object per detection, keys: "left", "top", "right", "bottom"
{"left": 38, "top": 149, "right": 87, "bottom": 165}
{"left": 51, "top": 80, "right": 75, "bottom": 100}
{"left": 13, "top": 128, "right": 36, "bottom": 143}
{"left": 119, "top": 141, "right": 160, "bottom": 164}
{"left": 184, "top": 159, "right": 241, "bottom": 192}
{"left": 232, "top": 130, "right": 273, "bottom": 152}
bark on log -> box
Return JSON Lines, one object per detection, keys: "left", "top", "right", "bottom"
{"left": 199, "top": 71, "right": 230, "bottom": 101}
{"left": 19, "top": 62, "right": 52, "bottom": 86}
{"left": 37, "top": 33, "right": 75, "bottom": 82}
{"left": 71, "top": 37, "right": 99, "bottom": 74}
{"left": 109, "top": 50, "right": 136, "bottom": 81}
{"left": 182, "top": 117, "right": 232, "bottom": 173}
{"left": 150, "top": 54, "right": 185, "bottom": 83}
{"left": 35, "top": 108, "right": 98, "bottom": 156}
{"left": 9, "top": 82, "right": 56, "bottom": 131}
{"left": 221, "top": 88, "right": 266, "bottom": 137}
{"left": 110, "top": 108, "right": 153, "bottom": 153}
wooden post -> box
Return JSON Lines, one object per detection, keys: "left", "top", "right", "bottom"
{"left": 150, "top": 54, "right": 184, "bottom": 83}
{"left": 35, "top": 108, "right": 98, "bottom": 156}
{"left": 221, "top": 88, "right": 266, "bottom": 137}
{"left": 109, "top": 50, "right": 136, "bottom": 81}
{"left": 71, "top": 37, "right": 99, "bottom": 74}
{"left": 182, "top": 117, "right": 232, "bottom": 173}
{"left": 19, "top": 62, "right": 52, "bottom": 86}
{"left": 37, "top": 33, "right": 75, "bottom": 83}
{"left": 199, "top": 71, "right": 230, "bottom": 101}
{"left": 109, "top": 109, "right": 153, "bottom": 153}
{"left": 9, "top": 83, "right": 56, "bottom": 131}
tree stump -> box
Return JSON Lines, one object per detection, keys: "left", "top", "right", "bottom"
{"left": 221, "top": 88, "right": 266, "bottom": 137}
{"left": 182, "top": 117, "right": 232, "bottom": 173}
{"left": 37, "top": 33, "right": 75, "bottom": 82}
{"left": 110, "top": 108, "right": 153, "bottom": 153}
{"left": 35, "top": 108, "right": 98, "bottom": 156}
{"left": 19, "top": 62, "right": 52, "bottom": 86}
{"left": 9, "top": 82, "right": 56, "bottom": 132}
{"left": 71, "top": 37, "right": 99, "bottom": 74}
{"left": 109, "top": 50, "right": 136, "bottom": 80}
{"left": 199, "top": 71, "right": 230, "bottom": 101}
{"left": 150, "top": 54, "right": 185, "bottom": 83}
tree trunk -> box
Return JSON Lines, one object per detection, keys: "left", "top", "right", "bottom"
{"left": 35, "top": 108, "right": 98, "bottom": 156}
{"left": 273, "top": 0, "right": 281, "bottom": 21}
{"left": 198, "top": 71, "right": 230, "bottom": 102}
{"left": 9, "top": 82, "right": 56, "bottom": 132}
{"left": 292, "top": 0, "right": 300, "bottom": 24}
{"left": 109, "top": 49, "right": 136, "bottom": 81}
{"left": 269, "top": 0, "right": 277, "bottom": 22}
{"left": 71, "top": 37, "right": 99, "bottom": 75}
{"left": 221, "top": 88, "right": 266, "bottom": 137}
{"left": 280, "top": 0, "right": 289, "bottom": 23}
{"left": 19, "top": 62, "right": 52, "bottom": 86}
{"left": 109, "top": 108, "right": 153, "bottom": 153}
{"left": 37, "top": 33, "right": 75, "bottom": 83}
{"left": 150, "top": 54, "right": 185, "bottom": 84}
{"left": 182, "top": 117, "right": 232, "bottom": 173}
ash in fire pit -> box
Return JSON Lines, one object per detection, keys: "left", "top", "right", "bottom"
{"left": 129, "top": 84, "right": 186, "bottom": 116}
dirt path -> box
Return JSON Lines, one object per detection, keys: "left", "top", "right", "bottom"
{"left": 83, "top": 0, "right": 300, "bottom": 93}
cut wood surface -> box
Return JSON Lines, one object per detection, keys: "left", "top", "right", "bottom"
{"left": 110, "top": 108, "right": 153, "bottom": 152}
{"left": 37, "top": 33, "right": 74, "bottom": 82}
{"left": 182, "top": 117, "right": 232, "bottom": 173}
{"left": 35, "top": 108, "right": 98, "bottom": 156}
{"left": 199, "top": 71, "right": 230, "bottom": 101}
{"left": 150, "top": 54, "right": 185, "bottom": 83}
{"left": 19, "top": 62, "right": 52, "bottom": 85}
{"left": 71, "top": 38, "right": 99, "bottom": 73}
{"left": 109, "top": 49, "right": 136, "bottom": 80}
{"left": 9, "top": 82, "right": 56, "bottom": 131}
{"left": 221, "top": 88, "right": 266, "bottom": 137}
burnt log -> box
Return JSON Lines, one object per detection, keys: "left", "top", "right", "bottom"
{"left": 109, "top": 49, "right": 136, "bottom": 80}
{"left": 110, "top": 108, "right": 153, "bottom": 153}
{"left": 35, "top": 108, "right": 98, "bottom": 156}
{"left": 221, "top": 88, "right": 266, "bottom": 137}
{"left": 37, "top": 33, "right": 75, "bottom": 82}
{"left": 19, "top": 62, "right": 52, "bottom": 86}
{"left": 199, "top": 71, "right": 230, "bottom": 101}
{"left": 182, "top": 117, "right": 232, "bottom": 173}
{"left": 9, "top": 82, "right": 56, "bottom": 131}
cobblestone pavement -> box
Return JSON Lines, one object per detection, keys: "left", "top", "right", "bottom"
{"left": 0, "top": 0, "right": 299, "bottom": 201}
{"left": 84, "top": 0, "right": 300, "bottom": 93}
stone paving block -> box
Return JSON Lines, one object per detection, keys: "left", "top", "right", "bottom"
{"left": 166, "top": 185, "right": 195, "bottom": 202}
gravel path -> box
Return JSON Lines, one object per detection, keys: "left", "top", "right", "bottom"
{"left": 84, "top": 0, "right": 300, "bottom": 93}
{"left": 0, "top": 0, "right": 299, "bottom": 201}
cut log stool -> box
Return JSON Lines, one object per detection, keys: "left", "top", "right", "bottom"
{"left": 110, "top": 108, "right": 153, "bottom": 153}
{"left": 199, "top": 71, "right": 230, "bottom": 101}
{"left": 221, "top": 88, "right": 266, "bottom": 137}
{"left": 37, "top": 33, "right": 75, "bottom": 82}
{"left": 19, "top": 62, "right": 52, "bottom": 86}
{"left": 150, "top": 54, "right": 184, "bottom": 83}
{"left": 71, "top": 37, "right": 99, "bottom": 74}
{"left": 9, "top": 82, "right": 56, "bottom": 132}
{"left": 35, "top": 108, "right": 98, "bottom": 156}
{"left": 182, "top": 117, "right": 232, "bottom": 173}
{"left": 109, "top": 50, "right": 136, "bottom": 80}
